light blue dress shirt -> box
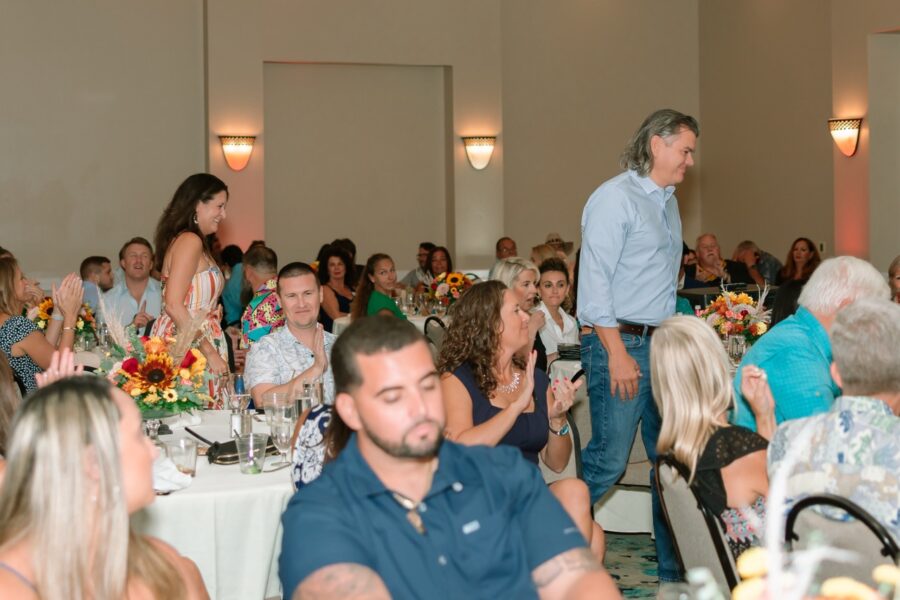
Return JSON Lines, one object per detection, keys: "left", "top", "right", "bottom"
{"left": 732, "top": 306, "right": 840, "bottom": 431}
{"left": 101, "top": 278, "right": 162, "bottom": 328}
{"left": 577, "top": 170, "right": 682, "bottom": 328}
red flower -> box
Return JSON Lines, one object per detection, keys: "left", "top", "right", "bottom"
{"left": 180, "top": 351, "right": 197, "bottom": 369}
{"left": 121, "top": 357, "right": 139, "bottom": 374}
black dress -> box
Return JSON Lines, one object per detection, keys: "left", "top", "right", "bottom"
{"left": 319, "top": 286, "right": 353, "bottom": 333}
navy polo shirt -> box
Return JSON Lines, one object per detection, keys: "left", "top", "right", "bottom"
{"left": 279, "top": 436, "right": 584, "bottom": 599}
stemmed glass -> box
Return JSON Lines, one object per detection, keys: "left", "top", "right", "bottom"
{"left": 263, "top": 392, "right": 295, "bottom": 468}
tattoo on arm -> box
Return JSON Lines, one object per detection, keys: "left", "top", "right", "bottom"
{"left": 295, "top": 563, "right": 391, "bottom": 600}
{"left": 532, "top": 547, "right": 601, "bottom": 589}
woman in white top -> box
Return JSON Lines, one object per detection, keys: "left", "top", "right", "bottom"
{"left": 537, "top": 258, "right": 579, "bottom": 363}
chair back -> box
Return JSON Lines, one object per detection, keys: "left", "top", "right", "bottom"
{"left": 423, "top": 316, "right": 447, "bottom": 358}
{"left": 784, "top": 493, "right": 899, "bottom": 586}
{"left": 655, "top": 456, "right": 740, "bottom": 590}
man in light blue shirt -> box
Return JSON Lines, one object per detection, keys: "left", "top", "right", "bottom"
{"left": 101, "top": 237, "right": 161, "bottom": 332}
{"left": 733, "top": 256, "right": 890, "bottom": 430}
{"left": 577, "top": 108, "right": 698, "bottom": 582}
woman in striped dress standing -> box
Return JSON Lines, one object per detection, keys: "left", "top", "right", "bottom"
{"left": 151, "top": 174, "right": 230, "bottom": 380}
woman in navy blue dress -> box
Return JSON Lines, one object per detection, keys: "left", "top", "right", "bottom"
{"left": 439, "top": 280, "right": 604, "bottom": 561}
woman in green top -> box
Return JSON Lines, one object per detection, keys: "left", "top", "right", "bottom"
{"left": 350, "top": 253, "right": 407, "bottom": 321}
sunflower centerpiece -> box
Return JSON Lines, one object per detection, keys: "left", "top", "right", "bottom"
{"left": 428, "top": 272, "right": 473, "bottom": 308}
{"left": 105, "top": 333, "right": 212, "bottom": 422}
{"left": 31, "top": 297, "right": 97, "bottom": 348}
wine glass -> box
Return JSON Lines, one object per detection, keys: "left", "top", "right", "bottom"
{"left": 266, "top": 397, "right": 295, "bottom": 468}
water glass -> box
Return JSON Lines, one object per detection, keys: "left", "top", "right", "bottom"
{"left": 236, "top": 433, "right": 268, "bottom": 474}
{"left": 220, "top": 374, "right": 251, "bottom": 412}
{"left": 725, "top": 335, "right": 747, "bottom": 368}
{"left": 165, "top": 438, "right": 198, "bottom": 477}
{"left": 269, "top": 413, "right": 294, "bottom": 467}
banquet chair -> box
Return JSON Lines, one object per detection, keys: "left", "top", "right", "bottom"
{"left": 784, "top": 493, "right": 899, "bottom": 587}
{"left": 655, "top": 455, "right": 740, "bottom": 591}
{"left": 424, "top": 316, "right": 446, "bottom": 358}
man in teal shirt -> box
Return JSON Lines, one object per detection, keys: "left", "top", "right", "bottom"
{"left": 733, "top": 256, "right": 889, "bottom": 430}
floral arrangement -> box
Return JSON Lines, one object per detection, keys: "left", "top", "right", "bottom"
{"left": 696, "top": 287, "right": 771, "bottom": 342}
{"left": 429, "top": 271, "right": 473, "bottom": 306}
{"left": 104, "top": 332, "right": 212, "bottom": 415}
{"left": 31, "top": 297, "right": 97, "bottom": 341}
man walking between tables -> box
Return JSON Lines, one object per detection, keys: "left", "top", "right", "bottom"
{"left": 577, "top": 108, "right": 699, "bottom": 583}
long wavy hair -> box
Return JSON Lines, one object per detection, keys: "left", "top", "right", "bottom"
{"left": 153, "top": 173, "right": 228, "bottom": 272}
{"left": 438, "top": 280, "right": 524, "bottom": 399}
{"left": 651, "top": 316, "right": 734, "bottom": 484}
{"left": 0, "top": 257, "right": 23, "bottom": 317}
{"left": 0, "top": 378, "right": 185, "bottom": 599}
{"left": 620, "top": 109, "right": 699, "bottom": 177}
{"left": 350, "top": 253, "right": 392, "bottom": 321}
{"left": 778, "top": 237, "right": 821, "bottom": 282}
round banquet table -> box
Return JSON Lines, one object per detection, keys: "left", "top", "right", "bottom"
{"left": 332, "top": 313, "right": 433, "bottom": 336}
{"left": 131, "top": 411, "right": 294, "bottom": 600}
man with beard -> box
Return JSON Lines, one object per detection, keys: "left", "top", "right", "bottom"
{"left": 279, "top": 316, "right": 620, "bottom": 600}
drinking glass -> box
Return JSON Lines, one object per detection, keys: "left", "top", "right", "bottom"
{"left": 236, "top": 433, "right": 268, "bottom": 474}
{"left": 165, "top": 438, "right": 198, "bottom": 477}
{"left": 269, "top": 412, "right": 294, "bottom": 467}
{"left": 221, "top": 374, "right": 251, "bottom": 413}
{"left": 725, "top": 335, "right": 747, "bottom": 369}
{"left": 261, "top": 391, "right": 293, "bottom": 425}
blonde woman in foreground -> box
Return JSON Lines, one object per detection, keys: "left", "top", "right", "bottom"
{"left": 0, "top": 377, "right": 208, "bottom": 599}
{"left": 651, "top": 315, "right": 775, "bottom": 560}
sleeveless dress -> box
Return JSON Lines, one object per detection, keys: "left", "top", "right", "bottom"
{"left": 151, "top": 258, "right": 228, "bottom": 365}
{"left": 0, "top": 316, "right": 42, "bottom": 393}
{"left": 452, "top": 362, "right": 550, "bottom": 465}
{"left": 691, "top": 426, "right": 769, "bottom": 559}
{"left": 319, "top": 285, "right": 353, "bottom": 333}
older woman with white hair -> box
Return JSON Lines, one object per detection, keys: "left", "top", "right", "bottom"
{"left": 732, "top": 256, "right": 891, "bottom": 430}
{"left": 653, "top": 315, "right": 774, "bottom": 560}
{"left": 0, "top": 377, "right": 208, "bottom": 598}
{"left": 490, "top": 257, "right": 548, "bottom": 371}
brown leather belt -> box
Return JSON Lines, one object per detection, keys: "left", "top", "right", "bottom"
{"left": 581, "top": 323, "right": 657, "bottom": 337}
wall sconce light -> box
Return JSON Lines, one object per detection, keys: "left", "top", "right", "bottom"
{"left": 219, "top": 136, "right": 256, "bottom": 171}
{"left": 828, "top": 118, "right": 862, "bottom": 157}
{"left": 462, "top": 136, "right": 496, "bottom": 170}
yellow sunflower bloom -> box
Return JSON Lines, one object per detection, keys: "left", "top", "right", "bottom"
{"left": 163, "top": 389, "right": 179, "bottom": 403}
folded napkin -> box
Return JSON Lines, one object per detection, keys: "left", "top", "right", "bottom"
{"left": 153, "top": 457, "right": 192, "bottom": 493}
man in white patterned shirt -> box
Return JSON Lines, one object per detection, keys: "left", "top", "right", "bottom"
{"left": 245, "top": 261, "right": 336, "bottom": 406}
{"left": 245, "top": 262, "right": 337, "bottom": 489}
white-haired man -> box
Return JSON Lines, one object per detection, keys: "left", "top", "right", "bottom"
{"left": 733, "top": 256, "right": 890, "bottom": 430}
{"left": 759, "top": 297, "right": 900, "bottom": 541}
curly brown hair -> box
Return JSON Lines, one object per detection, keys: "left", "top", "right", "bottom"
{"left": 437, "top": 280, "right": 524, "bottom": 399}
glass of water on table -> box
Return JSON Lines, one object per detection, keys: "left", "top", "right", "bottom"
{"left": 262, "top": 391, "right": 295, "bottom": 468}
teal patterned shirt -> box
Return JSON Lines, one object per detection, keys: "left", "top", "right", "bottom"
{"left": 768, "top": 395, "right": 900, "bottom": 541}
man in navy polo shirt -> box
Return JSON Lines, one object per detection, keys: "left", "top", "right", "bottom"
{"left": 279, "top": 316, "right": 620, "bottom": 599}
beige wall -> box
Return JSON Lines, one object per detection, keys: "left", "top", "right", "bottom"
{"left": 262, "top": 63, "right": 449, "bottom": 269}
{"left": 698, "top": 0, "right": 833, "bottom": 261}
{"left": 830, "top": 1, "right": 900, "bottom": 261}
{"left": 867, "top": 33, "right": 900, "bottom": 271}
{"left": 0, "top": 1, "right": 206, "bottom": 278}
{"left": 500, "top": 0, "right": 702, "bottom": 255}
{"left": 206, "top": 0, "right": 504, "bottom": 270}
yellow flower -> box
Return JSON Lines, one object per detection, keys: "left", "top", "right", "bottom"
{"left": 37, "top": 320, "right": 46, "bottom": 330}
{"left": 163, "top": 389, "right": 178, "bottom": 403}
{"left": 188, "top": 348, "right": 206, "bottom": 377}
{"left": 145, "top": 393, "right": 160, "bottom": 405}
{"left": 143, "top": 337, "right": 168, "bottom": 355}
{"left": 736, "top": 547, "right": 768, "bottom": 579}
{"left": 754, "top": 322, "right": 767, "bottom": 335}
{"left": 130, "top": 387, "right": 143, "bottom": 397}
{"left": 76, "top": 318, "right": 84, "bottom": 331}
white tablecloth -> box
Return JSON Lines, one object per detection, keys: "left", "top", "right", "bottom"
{"left": 131, "top": 411, "right": 294, "bottom": 600}
{"left": 332, "top": 314, "right": 432, "bottom": 336}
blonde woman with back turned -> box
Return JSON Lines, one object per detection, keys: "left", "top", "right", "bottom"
{"left": 652, "top": 315, "right": 775, "bottom": 560}
{"left": 0, "top": 377, "right": 208, "bottom": 599}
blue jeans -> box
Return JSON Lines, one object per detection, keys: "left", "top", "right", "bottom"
{"left": 580, "top": 331, "right": 682, "bottom": 582}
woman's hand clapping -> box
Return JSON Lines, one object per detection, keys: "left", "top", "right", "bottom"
{"left": 509, "top": 351, "right": 537, "bottom": 415}
{"left": 52, "top": 273, "right": 84, "bottom": 321}
{"left": 548, "top": 376, "right": 583, "bottom": 421}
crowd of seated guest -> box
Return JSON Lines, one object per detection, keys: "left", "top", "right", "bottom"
{"left": 684, "top": 233, "right": 762, "bottom": 288}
